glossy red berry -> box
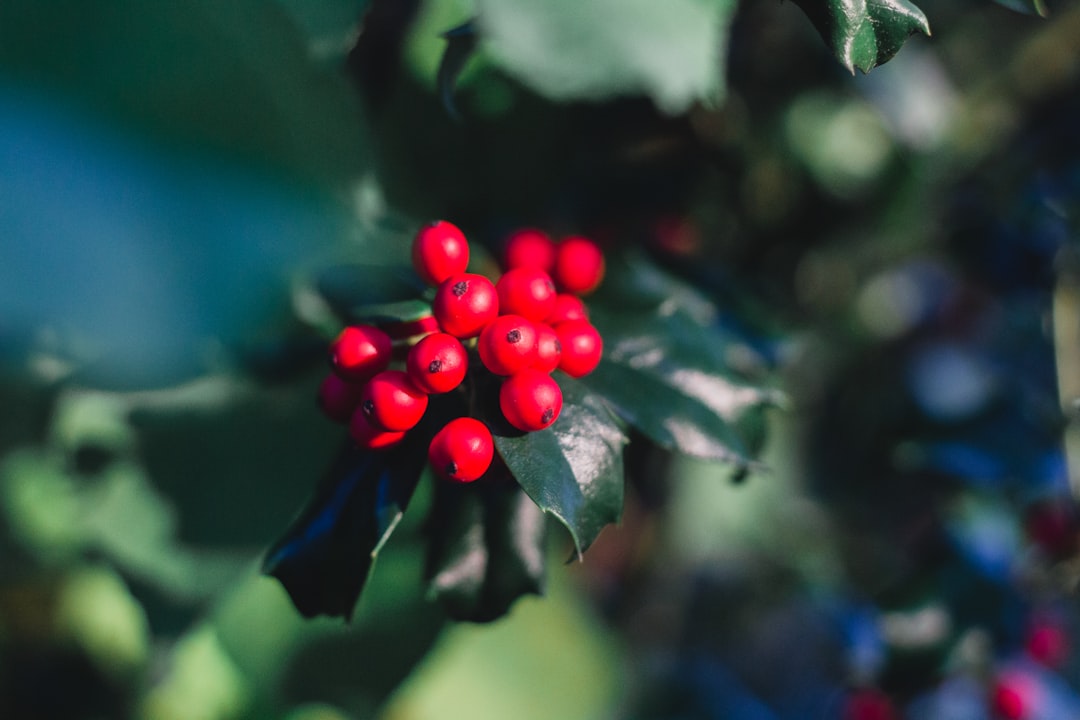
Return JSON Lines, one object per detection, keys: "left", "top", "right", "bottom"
{"left": 553, "top": 235, "right": 605, "bottom": 295}
{"left": 554, "top": 319, "right": 602, "bottom": 378}
{"left": 412, "top": 220, "right": 469, "bottom": 286}
{"left": 406, "top": 332, "right": 468, "bottom": 394}
{"left": 479, "top": 315, "right": 538, "bottom": 376}
{"left": 500, "top": 369, "right": 562, "bottom": 432}
{"left": 359, "top": 370, "right": 429, "bottom": 431}
{"left": 428, "top": 417, "right": 494, "bottom": 482}
{"left": 317, "top": 373, "right": 364, "bottom": 424}
{"left": 350, "top": 411, "right": 405, "bottom": 449}
{"left": 433, "top": 273, "right": 499, "bottom": 339}
{"left": 532, "top": 323, "right": 562, "bottom": 374}
{"left": 496, "top": 267, "right": 557, "bottom": 323}
{"left": 546, "top": 293, "right": 588, "bottom": 325}
{"left": 328, "top": 325, "right": 392, "bottom": 382}
{"left": 503, "top": 228, "right": 556, "bottom": 273}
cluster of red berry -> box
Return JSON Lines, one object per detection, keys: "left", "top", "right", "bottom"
{"left": 316, "top": 221, "right": 605, "bottom": 483}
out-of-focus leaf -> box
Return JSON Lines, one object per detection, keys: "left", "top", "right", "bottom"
{"left": 474, "top": 0, "right": 737, "bottom": 113}
{"left": 425, "top": 471, "right": 546, "bottom": 622}
{"left": 314, "top": 263, "right": 431, "bottom": 327}
{"left": 790, "top": 0, "right": 931, "bottom": 74}
{"left": 491, "top": 375, "right": 627, "bottom": 556}
{"left": 262, "top": 433, "right": 430, "bottom": 620}
{"left": 437, "top": 21, "right": 479, "bottom": 120}
{"left": 990, "top": 0, "right": 1048, "bottom": 16}
{"left": 0, "top": 0, "right": 371, "bottom": 183}
{"left": 584, "top": 253, "right": 779, "bottom": 464}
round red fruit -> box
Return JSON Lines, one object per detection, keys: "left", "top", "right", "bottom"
{"left": 554, "top": 319, "right": 602, "bottom": 378}
{"left": 546, "top": 293, "right": 588, "bottom": 325}
{"left": 479, "top": 315, "right": 538, "bottom": 376}
{"left": 532, "top": 323, "right": 562, "bottom": 374}
{"left": 433, "top": 273, "right": 499, "bottom": 339}
{"left": 317, "top": 373, "right": 365, "bottom": 424}
{"left": 428, "top": 417, "right": 494, "bottom": 482}
{"left": 500, "top": 369, "right": 562, "bottom": 432}
{"left": 350, "top": 411, "right": 405, "bottom": 449}
{"left": 359, "top": 370, "right": 429, "bottom": 432}
{"left": 496, "top": 267, "right": 557, "bottom": 323}
{"left": 407, "top": 332, "right": 468, "bottom": 394}
{"left": 503, "top": 228, "right": 556, "bottom": 273}
{"left": 412, "top": 220, "right": 469, "bottom": 286}
{"left": 329, "top": 325, "right": 392, "bottom": 382}
{"left": 553, "top": 236, "right": 605, "bottom": 295}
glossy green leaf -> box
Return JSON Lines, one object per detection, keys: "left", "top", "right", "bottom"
{"left": 474, "top": 0, "right": 737, "bottom": 113}
{"left": 492, "top": 375, "right": 627, "bottom": 556}
{"left": 584, "top": 253, "right": 779, "bottom": 464}
{"left": 424, "top": 472, "right": 547, "bottom": 623}
{"left": 263, "top": 436, "right": 428, "bottom": 620}
{"left": 790, "top": 0, "right": 931, "bottom": 74}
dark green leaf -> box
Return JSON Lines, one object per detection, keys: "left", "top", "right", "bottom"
{"left": 492, "top": 375, "right": 627, "bottom": 556}
{"left": 424, "top": 470, "right": 546, "bottom": 622}
{"left": 584, "top": 253, "right": 779, "bottom": 463}
{"left": 990, "top": 0, "right": 1048, "bottom": 16}
{"left": 790, "top": 0, "right": 931, "bottom": 74}
{"left": 437, "top": 21, "right": 479, "bottom": 121}
{"left": 474, "top": 0, "right": 737, "bottom": 113}
{"left": 263, "top": 435, "right": 428, "bottom": 620}
{"left": 315, "top": 263, "right": 431, "bottom": 326}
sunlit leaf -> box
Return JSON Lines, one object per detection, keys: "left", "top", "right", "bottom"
{"left": 790, "top": 0, "right": 931, "bottom": 74}
{"left": 584, "top": 253, "right": 778, "bottom": 464}
{"left": 492, "top": 375, "right": 627, "bottom": 556}
{"left": 474, "top": 0, "right": 737, "bottom": 113}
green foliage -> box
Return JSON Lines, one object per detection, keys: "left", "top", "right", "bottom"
{"left": 790, "top": 0, "right": 931, "bottom": 74}
{"left": 492, "top": 375, "right": 628, "bottom": 556}
{"left": 473, "top": 0, "right": 738, "bottom": 113}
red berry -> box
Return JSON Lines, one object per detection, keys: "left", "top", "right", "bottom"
{"left": 433, "top": 273, "right": 499, "bottom": 339}
{"left": 546, "top": 293, "right": 588, "bottom": 325}
{"left": 479, "top": 315, "right": 538, "bottom": 376}
{"left": 554, "top": 319, "right": 602, "bottom": 378}
{"left": 503, "top": 228, "right": 556, "bottom": 273}
{"left": 412, "top": 220, "right": 469, "bottom": 286}
{"left": 500, "top": 369, "right": 562, "bottom": 432}
{"left": 328, "top": 325, "right": 392, "bottom": 382}
{"left": 843, "top": 690, "right": 897, "bottom": 720}
{"left": 317, "top": 373, "right": 364, "bottom": 424}
{"left": 359, "top": 370, "right": 429, "bottom": 431}
{"left": 532, "top": 323, "right": 562, "bottom": 374}
{"left": 428, "top": 417, "right": 494, "bottom": 482}
{"left": 496, "top": 267, "right": 557, "bottom": 322}
{"left": 406, "top": 332, "right": 468, "bottom": 394}
{"left": 553, "top": 235, "right": 605, "bottom": 295}
{"left": 991, "top": 671, "right": 1038, "bottom": 720}
{"left": 350, "top": 411, "right": 406, "bottom": 449}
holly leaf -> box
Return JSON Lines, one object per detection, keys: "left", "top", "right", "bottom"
{"left": 473, "top": 0, "right": 737, "bottom": 113}
{"left": 790, "top": 0, "right": 931, "bottom": 74}
{"left": 262, "top": 436, "right": 429, "bottom": 620}
{"left": 424, "top": 471, "right": 547, "bottom": 623}
{"left": 584, "top": 253, "right": 779, "bottom": 464}
{"left": 491, "top": 375, "right": 627, "bottom": 557}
